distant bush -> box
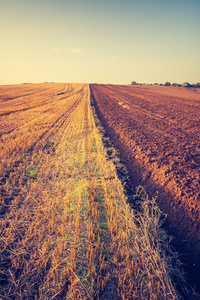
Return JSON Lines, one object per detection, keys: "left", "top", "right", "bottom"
{"left": 131, "top": 81, "right": 137, "bottom": 85}
{"left": 182, "top": 82, "right": 192, "bottom": 87}
{"left": 193, "top": 82, "right": 200, "bottom": 88}
{"left": 164, "top": 82, "right": 171, "bottom": 86}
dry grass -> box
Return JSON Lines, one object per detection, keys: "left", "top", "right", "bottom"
{"left": 0, "top": 83, "right": 181, "bottom": 299}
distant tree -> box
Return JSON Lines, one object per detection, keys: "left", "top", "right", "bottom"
{"left": 154, "top": 83, "right": 158, "bottom": 85}
{"left": 164, "top": 82, "right": 171, "bottom": 86}
{"left": 172, "top": 83, "right": 179, "bottom": 87}
{"left": 182, "top": 82, "right": 192, "bottom": 87}
{"left": 194, "top": 82, "right": 200, "bottom": 88}
{"left": 131, "top": 81, "right": 137, "bottom": 85}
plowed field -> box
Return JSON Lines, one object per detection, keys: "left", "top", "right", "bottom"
{"left": 91, "top": 84, "right": 200, "bottom": 284}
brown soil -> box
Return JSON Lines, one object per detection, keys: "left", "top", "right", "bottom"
{"left": 90, "top": 83, "right": 200, "bottom": 292}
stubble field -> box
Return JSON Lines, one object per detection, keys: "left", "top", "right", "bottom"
{"left": 0, "top": 83, "right": 182, "bottom": 299}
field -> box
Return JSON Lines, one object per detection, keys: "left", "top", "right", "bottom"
{"left": 91, "top": 84, "right": 200, "bottom": 287}
{"left": 0, "top": 83, "right": 184, "bottom": 299}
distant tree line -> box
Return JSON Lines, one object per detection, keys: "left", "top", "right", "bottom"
{"left": 131, "top": 81, "right": 200, "bottom": 88}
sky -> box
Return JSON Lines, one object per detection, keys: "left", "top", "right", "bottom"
{"left": 0, "top": 0, "right": 200, "bottom": 85}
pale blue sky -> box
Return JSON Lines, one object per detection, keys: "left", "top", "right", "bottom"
{"left": 1, "top": 0, "right": 200, "bottom": 84}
